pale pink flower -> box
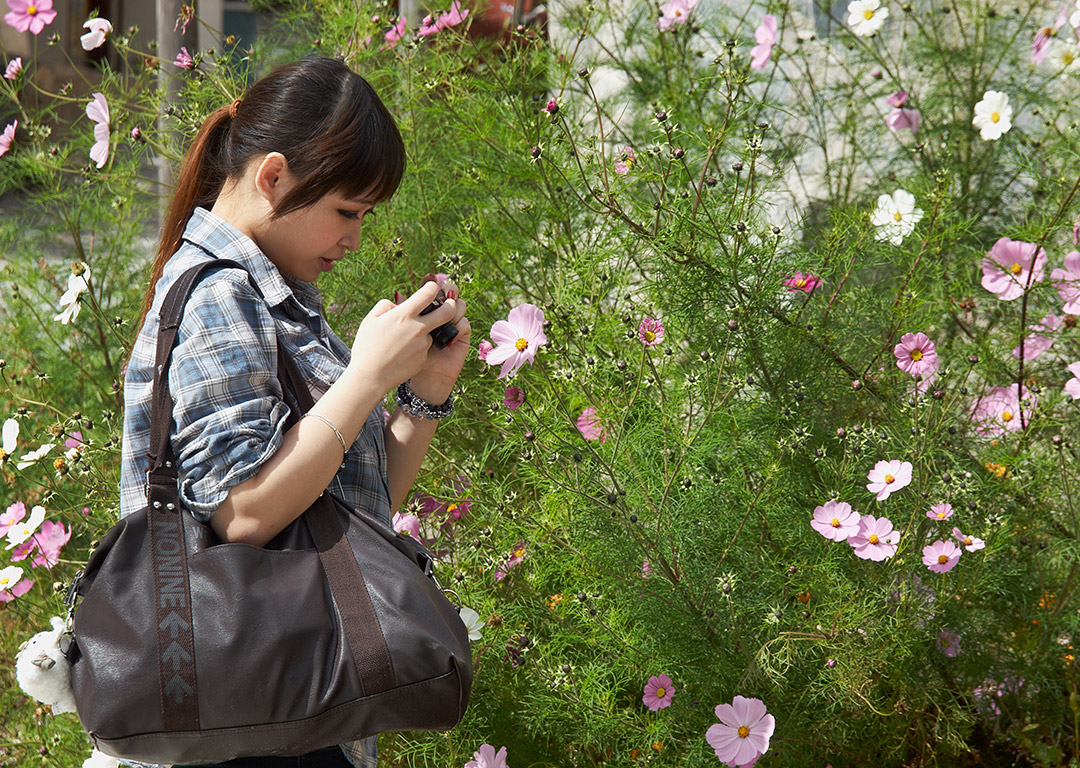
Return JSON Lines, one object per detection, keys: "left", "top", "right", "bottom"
{"left": 4, "top": 57, "right": 22, "bottom": 79}
{"left": 486, "top": 304, "right": 547, "bottom": 379}
{"left": 1051, "top": 250, "right": 1080, "bottom": 314}
{"left": 848, "top": 515, "right": 899, "bottom": 560}
{"left": 981, "top": 237, "right": 1046, "bottom": 301}
{"left": 419, "top": 1, "right": 469, "bottom": 36}
{"left": 893, "top": 332, "right": 938, "bottom": 378}
{"left": 810, "top": 500, "right": 861, "bottom": 542}
{"left": 969, "top": 385, "right": 1034, "bottom": 435}
{"left": 80, "top": 16, "right": 112, "bottom": 50}
{"left": 952, "top": 527, "right": 986, "bottom": 552}
{"left": 391, "top": 511, "right": 421, "bottom": 539}
{"left": 638, "top": 317, "right": 665, "bottom": 345}
{"left": 383, "top": 16, "right": 407, "bottom": 48}
{"left": 937, "top": 629, "right": 960, "bottom": 657}
{"left": 0, "top": 576, "right": 33, "bottom": 603}
{"left": 749, "top": 14, "right": 778, "bottom": 70}
{"left": 477, "top": 339, "right": 494, "bottom": 362}
{"left": 641, "top": 560, "right": 652, "bottom": 577}
{"left": 86, "top": 92, "right": 110, "bottom": 169}
{"left": 614, "top": 146, "right": 635, "bottom": 176}
{"left": 0, "top": 120, "right": 15, "bottom": 157}
{"left": 922, "top": 539, "right": 962, "bottom": 573}
{"left": 657, "top": 0, "right": 698, "bottom": 31}
{"left": 1032, "top": 6, "right": 1068, "bottom": 64}
{"left": 866, "top": 460, "right": 912, "bottom": 501}
{"left": 0, "top": 501, "right": 26, "bottom": 537}
{"left": 705, "top": 695, "right": 775, "bottom": 768}
{"left": 576, "top": 406, "right": 607, "bottom": 442}
{"left": 926, "top": 503, "right": 954, "bottom": 521}
{"left": 4, "top": 0, "right": 57, "bottom": 34}
{"left": 885, "top": 108, "right": 920, "bottom": 132}
{"left": 503, "top": 386, "right": 525, "bottom": 411}
{"left": 783, "top": 271, "right": 821, "bottom": 293}
{"left": 29, "top": 520, "right": 70, "bottom": 568}
{"left": 1065, "top": 361, "right": 1080, "bottom": 400}
{"left": 642, "top": 673, "right": 675, "bottom": 711}
{"left": 464, "top": 744, "right": 508, "bottom": 768}
{"left": 885, "top": 90, "right": 909, "bottom": 107}
{"left": 64, "top": 430, "right": 84, "bottom": 450}
{"left": 173, "top": 46, "right": 195, "bottom": 69}
{"left": 1012, "top": 313, "right": 1062, "bottom": 360}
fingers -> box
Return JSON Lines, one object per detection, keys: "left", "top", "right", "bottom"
{"left": 367, "top": 298, "right": 397, "bottom": 318}
{"left": 399, "top": 280, "right": 442, "bottom": 313}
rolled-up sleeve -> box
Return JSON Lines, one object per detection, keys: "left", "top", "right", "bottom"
{"left": 168, "top": 270, "right": 291, "bottom": 521}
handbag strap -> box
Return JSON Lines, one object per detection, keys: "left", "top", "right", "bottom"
{"left": 146, "top": 259, "right": 396, "bottom": 733}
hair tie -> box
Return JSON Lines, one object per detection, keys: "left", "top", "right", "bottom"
{"left": 228, "top": 99, "right": 242, "bottom": 119}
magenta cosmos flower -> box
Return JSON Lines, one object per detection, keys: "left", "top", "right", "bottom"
{"left": 642, "top": 673, "right": 675, "bottom": 711}
{"left": 981, "top": 237, "right": 1046, "bottom": 301}
{"left": 810, "top": 500, "right": 861, "bottom": 542}
{"left": 503, "top": 386, "right": 525, "bottom": 411}
{"left": 1012, "top": 313, "right": 1062, "bottom": 360}
{"left": 418, "top": 0, "right": 469, "bottom": 36}
{"left": 1051, "top": 250, "right": 1080, "bottom": 314}
{"left": 0, "top": 120, "right": 15, "bottom": 157}
{"left": 477, "top": 339, "right": 493, "bottom": 362}
{"left": 705, "top": 695, "right": 775, "bottom": 768}
{"left": 937, "top": 629, "right": 960, "bottom": 657}
{"left": 926, "top": 503, "right": 954, "bottom": 521}
{"left": 638, "top": 317, "right": 665, "bottom": 345}
{"left": 657, "top": 0, "right": 698, "bottom": 31}
{"left": 486, "top": 303, "right": 547, "bottom": 379}
{"left": 893, "top": 332, "right": 938, "bottom": 378}
{"left": 86, "top": 92, "right": 110, "bottom": 169}
{"left": 783, "top": 271, "right": 821, "bottom": 293}
{"left": 969, "top": 385, "right": 1033, "bottom": 435}
{"left": 922, "top": 539, "right": 962, "bottom": 573}
{"left": 614, "top": 146, "right": 635, "bottom": 176}
{"left": 848, "top": 515, "right": 899, "bottom": 561}
{"left": 576, "top": 406, "right": 607, "bottom": 442}
{"left": 4, "top": 0, "right": 57, "bottom": 34}
{"left": 383, "top": 16, "right": 407, "bottom": 48}
{"left": 173, "top": 46, "right": 195, "bottom": 69}
{"left": 1031, "top": 6, "right": 1067, "bottom": 64}
{"left": 1065, "top": 361, "right": 1080, "bottom": 400}
{"left": 952, "top": 527, "right": 986, "bottom": 552}
{"left": 749, "top": 14, "right": 777, "bottom": 70}
{"left": 464, "top": 744, "right": 508, "bottom": 768}
{"left": 886, "top": 107, "right": 920, "bottom": 132}
{"left": 866, "top": 459, "right": 912, "bottom": 501}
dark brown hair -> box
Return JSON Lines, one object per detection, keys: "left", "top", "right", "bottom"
{"left": 136, "top": 57, "right": 405, "bottom": 329}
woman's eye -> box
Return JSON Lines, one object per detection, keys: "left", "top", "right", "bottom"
{"left": 339, "top": 210, "right": 360, "bottom": 220}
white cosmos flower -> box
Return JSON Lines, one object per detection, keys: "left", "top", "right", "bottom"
{"left": 871, "top": 189, "right": 924, "bottom": 245}
{"left": 56, "top": 264, "right": 91, "bottom": 325}
{"left": 1072, "top": 0, "right": 1080, "bottom": 30}
{"left": 0, "top": 565, "right": 24, "bottom": 591}
{"left": 80, "top": 17, "right": 113, "bottom": 51}
{"left": 5, "top": 505, "right": 45, "bottom": 549}
{"left": 1046, "top": 39, "right": 1080, "bottom": 73}
{"left": 459, "top": 606, "right": 485, "bottom": 641}
{"left": 972, "top": 90, "right": 1013, "bottom": 141}
{"left": 16, "top": 443, "right": 55, "bottom": 470}
{"left": 0, "top": 418, "right": 18, "bottom": 463}
{"left": 847, "top": 0, "right": 888, "bottom": 37}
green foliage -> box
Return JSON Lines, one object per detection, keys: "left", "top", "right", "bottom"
{"left": 2, "top": 0, "right": 1079, "bottom": 766}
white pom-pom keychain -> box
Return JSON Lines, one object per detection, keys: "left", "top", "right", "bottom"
{"left": 15, "top": 616, "right": 76, "bottom": 715}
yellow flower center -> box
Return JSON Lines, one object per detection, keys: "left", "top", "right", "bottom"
{"left": 1010, "top": 263, "right": 1023, "bottom": 274}
{"left": 27, "top": 4, "right": 37, "bottom": 15}
{"left": 446, "top": 503, "right": 458, "bottom": 514}
{"left": 0, "top": 449, "right": 7, "bottom": 463}
{"left": 869, "top": 534, "right": 880, "bottom": 544}
{"left": 738, "top": 726, "right": 750, "bottom": 738}
{"left": 1043, "top": 26, "right": 1056, "bottom": 37}
{"left": 909, "top": 349, "right": 923, "bottom": 361}
{"left": 884, "top": 474, "right": 895, "bottom": 484}
{"left": 938, "top": 554, "right": 949, "bottom": 564}
{"left": 675, "top": 9, "right": 683, "bottom": 16}
{"left": 795, "top": 278, "right": 807, "bottom": 288}
{"left": 1065, "top": 52, "right": 1076, "bottom": 65}
{"left": 964, "top": 537, "right": 972, "bottom": 546}
{"left": 937, "top": 512, "right": 946, "bottom": 519}
{"left": 513, "top": 546, "right": 526, "bottom": 558}
{"left": 864, "top": 9, "right": 875, "bottom": 19}
{"left": 1001, "top": 411, "right": 1013, "bottom": 422}
{"left": 0, "top": 576, "right": 11, "bottom": 588}
{"left": 991, "top": 112, "right": 1001, "bottom": 123}
{"left": 893, "top": 211, "right": 903, "bottom": 222}
{"left": 644, "top": 330, "right": 655, "bottom": 342}
{"left": 831, "top": 517, "right": 841, "bottom": 527}
{"left": 655, "top": 687, "right": 666, "bottom": 698}
{"left": 515, "top": 338, "right": 529, "bottom": 351}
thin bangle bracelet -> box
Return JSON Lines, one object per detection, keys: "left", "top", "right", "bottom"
{"left": 302, "top": 412, "right": 348, "bottom": 454}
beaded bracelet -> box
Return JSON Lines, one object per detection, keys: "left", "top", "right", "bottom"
{"left": 396, "top": 379, "right": 454, "bottom": 420}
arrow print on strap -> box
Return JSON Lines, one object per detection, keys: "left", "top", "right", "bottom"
{"left": 163, "top": 674, "right": 194, "bottom": 704}
{"left": 161, "top": 641, "right": 192, "bottom": 671}
{"left": 159, "top": 611, "right": 190, "bottom": 639}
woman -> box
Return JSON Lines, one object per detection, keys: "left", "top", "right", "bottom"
{"left": 119, "top": 57, "right": 470, "bottom": 768}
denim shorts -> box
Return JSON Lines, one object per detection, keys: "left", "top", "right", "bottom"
{"left": 173, "top": 747, "right": 352, "bottom": 768}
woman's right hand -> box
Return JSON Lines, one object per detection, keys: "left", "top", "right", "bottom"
{"left": 347, "top": 281, "right": 458, "bottom": 393}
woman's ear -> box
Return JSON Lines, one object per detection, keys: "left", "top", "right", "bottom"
{"left": 252, "top": 152, "right": 292, "bottom": 207}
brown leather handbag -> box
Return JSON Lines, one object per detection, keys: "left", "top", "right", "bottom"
{"left": 65, "top": 260, "right": 472, "bottom": 765}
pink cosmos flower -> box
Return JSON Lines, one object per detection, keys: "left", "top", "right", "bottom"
{"left": 542, "top": 98, "right": 558, "bottom": 115}
{"left": 1051, "top": 250, "right": 1080, "bottom": 314}
{"left": 80, "top": 16, "right": 112, "bottom": 50}
{"left": 981, "top": 237, "right": 1046, "bottom": 301}
{"left": 922, "top": 539, "right": 962, "bottom": 573}
{"left": 173, "top": 46, "right": 195, "bottom": 69}
{"left": 926, "top": 503, "right": 954, "bottom": 521}
{"left": 866, "top": 460, "right": 913, "bottom": 501}
{"left": 969, "top": 385, "right": 1033, "bottom": 435}
{"left": 4, "top": 57, "right": 22, "bottom": 79}
{"left": 937, "top": 629, "right": 960, "bottom": 657}
{"left": 0, "top": 577, "right": 33, "bottom": 603}
{"left": 383, "top": 16, "right": 407, "bottom": 48}
{"left": 576, "top": 406, "right": 607, "bottom": 442}
{"left": 391, "top": 511, "right": 421, "bottom": 539}
{"left": 464, "top": 744, "right": 508, "bottom": 768}
{"left": 486, "top": 303, "right": 547, "bottom": 379}
{"left": 418, "top": 1, "right": 469, "bottom": 36}
{"left": 848, "top": 515, "right": 900, "bottom": 561}
{"left": 174, "top": 3, "right": 193, "bottom": 34}
{"left": 495, "top": 541, "right": 527, "bottom": 582}
{"left": 86, "top": 92, "right": 110, "bottom": 169}
{"left": 885, "top": 90, "right": 908, "bottom": 107}
{"left": 749, "top": 14, "right": 778, "bottom": 70}
{"left": 1012, "top": 313, "right": 1062, "bottom": 360}
{"left": 705, "top": 695, "right": 776, "bottom": 768}
{"left": 9, "top": 537, "right": 35, "bottom": 562}
{"left": 641, "top": 559, "right": 652, "bottom": 577}
{"left": 1031, "top": 6, "right": 1068, "bottom": 64}
{"left": 0, "top": 501, "right": 26, "bottom": 537}
{"left": 810, "top": 500, "right": 861, "bottom": 542}
{"left": 638, "top": 317, "right": 665, "bottom": 345}
{"left": 613, "top": 146, "right": 635, "bottom": 176}
{"left": 503, "top": 386, "right": 525, "bottom": 410}
{"left": 657, "top": 0, "right": 698, "bottom": 31}
{"left": 1065, "top": 361, "right": 1080, "bottom": 400}
{"left": 4, "top": 0, "right": 57, "bottom": 34}
{"left": 29, "top": 520, "right": 70, "bottom": 568}
{"left": 0, "top": 120, "right": 16, "bottom": 157}
{"left": 783, "top": 271, "right": 821, "bottom": 293}
{"left": 885, "top": 107, "right": 920, "bottom": 132}
{"left": 893, "top": 332, "right": 938, "bottom": 378}
{"left": 642, "top": 673, "right": 675, "bottom": 711}
{"left": 952, "top": 527, "right": 986, "bottom": 552}
{"left": 64, "top": 430, "right": 84, "bottom": 450}
{"left": 477, "top": 339, "right": 494, "bottom": 362}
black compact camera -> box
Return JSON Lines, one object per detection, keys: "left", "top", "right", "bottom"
{"left": 419, "top": 288, "right": 459, "bottom": 349}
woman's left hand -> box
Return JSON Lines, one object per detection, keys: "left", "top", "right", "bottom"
{"left": 408, "top": 276, "right": 471, "bottom": 405}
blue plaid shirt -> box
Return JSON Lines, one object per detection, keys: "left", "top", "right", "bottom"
{"left": 120, "top": 206, "right": 383, "bottom": 768}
